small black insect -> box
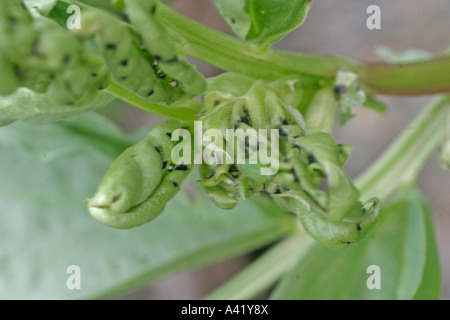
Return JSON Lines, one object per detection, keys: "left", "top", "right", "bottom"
{"left": 112, "top": 193, "right": 122, "bottom": 203}
{"left": 63, "top": 54, "right": 71, "bottom": 64}
{"left": 206, "top": 169, "right": 216, "bottom": 179}
{"left": 175, "top": 164, "right": 189, "bottom": 171}
{"left": 228, "top": 165, "right": 240, "bottom": 178}
{"left": 307, "top": 154, "right": 318, "bottom": 164}
{"left": 334, "top": 84, "right": 347, "bottom": 96}
{"left": 240, "top": 108, "right": 251, "bottom": 125}
{"left": 106, "top": 43, "right": 117, "bottom": 50}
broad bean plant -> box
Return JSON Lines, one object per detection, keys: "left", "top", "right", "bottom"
{"left": 0, "top": 0, "right": 449, "bottom": 300}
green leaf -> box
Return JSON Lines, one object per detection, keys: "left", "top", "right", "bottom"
{"left": 24, "top": 0, "right": 58, "bottom": 15}
{"left": 49, "top": 1, "right": 125, "bottom": 28}
{"left": 0, "top": 118, "right": 14, "bottom": 127}
{"left": 304, "top": 86, "right": 336, "bottom": 134}
{"left": 75, "top": 0, "right": 122, "bottom": 12}
{"left": 268, "top": 75, "right": 304, "bottom": 109}
{"left": 213, "top": 0, "right": 312, "bottom": 46}
{"left": 207, "top": 72, "right": 255, "bottom": 96}
{"left": 0, "top": 88, "right": 114, "bottom": 126}
{"left": 0, "top": 115, "right": 294, "bottom": 299}
{"left": 47, "top": 0, "right": 71, "bottom": 27}
{"left": 413, "top": 194, "right": 441, "bottom": 299}
{"left": 270, "top": 186, "right": 440, "bottom": 300}
{"left": 363, "top": 95, "right": 388, "bottom": 115}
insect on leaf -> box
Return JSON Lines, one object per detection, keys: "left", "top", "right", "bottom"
{"left": 271, "top": 186, "right": 439, "bottom": 300}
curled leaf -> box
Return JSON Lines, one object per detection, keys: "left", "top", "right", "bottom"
{"left": 89, "top": 120, "right": 192, "bottom": 229}
{"left": 198, "top": 78, "right": 379, "bottom": 248}
{"left": 274, "top": 193, "right": 381, "bottom": 249}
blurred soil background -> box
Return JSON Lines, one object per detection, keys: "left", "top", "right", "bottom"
{"left": 115, "top": 0, "right": 450, "bottom": 299}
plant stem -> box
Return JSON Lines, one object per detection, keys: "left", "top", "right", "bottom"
{"left": 158, "top": 4, "right": 353, "bottom": 82}
{"left": 356, "top": 95, "right": 450, "bottom": 201}
{"left": 204, "top": 235, "right": 314, "bottom": 300}
{"left": 105, "top": 82, "right": 200, "bottom": 122}
{"left": 358, "top": 58, "right": 450, "bottom": 95}
{"left": 159, "top": 5, "right": 450, "bottom": 96}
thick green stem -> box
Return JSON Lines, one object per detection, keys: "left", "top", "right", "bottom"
{"left": 159, "top": 4, "right": 450, "bottom": 96}
{"left": 356, "top": 95, "right": 450, "bottom": 201}
{"left": 105, "top": 82, "right": 200, "bottom": 122}
{"left": 358, "top": 58, "right": 450, "bottom": 95}
{"left": 204, "top": 235, "right": 314, "bottom": 300}
{"left": 159, "top": 4, "right": 352, "bottom": 82}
